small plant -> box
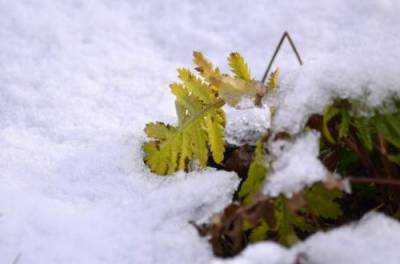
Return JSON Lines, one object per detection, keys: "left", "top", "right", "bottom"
{"left": 142, "top": 32, "right": 400, "bottom": 258}
{"left": 143, "top": 51, "right": 277, "bottom": 175}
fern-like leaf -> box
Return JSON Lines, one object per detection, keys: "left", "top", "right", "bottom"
{"left": 238, "top": 139, "right": 269, "bottom": 203}
{"left": 144, "top": 78, "right": 225, "bottom": 175}
{"left": 228, "top": 52, "right": 251, "bottom": 81}
{"left": 304, "top": 183, "right": 343, "bottom": 219}
{"left": 266, "top": 68, "right": 280, "bottom": 91}
{"left": 193, "top": 51, "right": 221, "bottom": 81}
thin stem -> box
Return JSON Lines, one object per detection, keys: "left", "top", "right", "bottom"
{"left": 348, "top": 177, "right": 400, "bottom": 187}
{"left": 261, "top": 32, "right": 303, "bottom": 84}
{"left": 377, "top": 132, "right": 393, "bottom": 179}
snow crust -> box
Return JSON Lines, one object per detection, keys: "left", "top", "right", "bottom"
{"left": 263, "top": 131, "right": 327, "bottom": 197}
{"left": 2, "top": 0, "right": 400, "bottom": 263}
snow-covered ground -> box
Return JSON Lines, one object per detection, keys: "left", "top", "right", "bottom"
{"left": 1, "top": 0, "right": 400, "bottom": 263}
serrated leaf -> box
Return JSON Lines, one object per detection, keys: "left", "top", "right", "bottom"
{"left": 228, "top": 52, "right": 251, "bottom": 81}
{"left": 238, "top": 139, "right": 268, "bottom": 203}
{"left": 177, "top": 68, "right": 215, "bottom": 103}
{"left": 212, "top": 75, "right": 265, "bottom": 107}
{"left": 354, "top": 117, "right": 373, "bottom": 151}
{"left": 144, "top": 122, "right": 176, "bottom": 140}
{"left": 144, "top": 80, "right": 225, "bottom": 175}
{"left": 189, "top": 121, "right": 209, "bottom": 166}
{"left": 205, "top": 109, "right": 225, "bottom": 163}
{"left": 193, "top": 51, "right": 221, "bottom": 81}
{"left": 267, "top": 68, "right": 280, "bottom": 91}
{"left": 377, "top": 113, "right": 400, "bottom": 148}
{"left": 304, "top": 183, "right": 343, "bottom": 219}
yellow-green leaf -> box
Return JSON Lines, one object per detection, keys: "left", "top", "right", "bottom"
{"left": 193, "top": 51, "right": 221, "bottom": 81}
{"left": 322, "top": 105, "right": 339, "bottom": 144}
{"left": 228, "top": 52, "right": 251, "bottom": 81}
{"left": 267, "top": 68, "right": 280, "bottom": 91}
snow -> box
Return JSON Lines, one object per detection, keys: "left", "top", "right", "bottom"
{"left": 225, "top": 103, "right": 271, "bottom": 146}
{"left": 216, "top": 213, "right": 400, "bottom": 264}
{"left": 263, "top": 131, "right": 327, "bottom": 197}
{"left": 1, "top": 0, "right": 400, "bottom": 263}
{"left": 211, "top": 242, "right": 291, "bottom": 264}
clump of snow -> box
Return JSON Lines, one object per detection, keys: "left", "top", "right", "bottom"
{"left": 263, "top": 131, "right": 327, "bottom": 197}
{"left": 225, "top": 103, "right": 271, "bottom": 146}
{"left": 293, "top": 213, "right": 400, "bottom": 264}
{"left": 211, "top": 242, "right": 292, "bottom": 264}
{"left": 221, "top": 213, "right": 400, "bottom": 264}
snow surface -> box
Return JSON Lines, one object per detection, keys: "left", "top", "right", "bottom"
{"left": 1, "top": 0, "right": 400, "bottom": 263}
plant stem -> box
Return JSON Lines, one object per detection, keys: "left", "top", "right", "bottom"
{"left": 349, "top": 177, "right": 400, "bottom": 187}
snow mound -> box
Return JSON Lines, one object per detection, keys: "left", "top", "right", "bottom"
{"left": 211, "top": 242, "right": 291, "bottom": 264}
{"left": 225, "top": 104, "right": 271, "bottom": 146}
{"left": 263, "top": 131, "right": 327, "bottom": 197}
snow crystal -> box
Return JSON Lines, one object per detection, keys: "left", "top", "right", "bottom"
{"left": 263, "top": 131, "right": 327, "bottom": 197}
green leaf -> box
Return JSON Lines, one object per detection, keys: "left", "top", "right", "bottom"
{"left": 212, "top": 75, "right": 265, "bottom": 107}
{"left": 274, "top": 197, "right": 313, "bottom": 246}
{"left": 388, "top": 154, "right": 400, "bottom": 164}
{"left": 145, "top": 122, "right": 176, "bottom": 140}
{"left": 177, "top": 68, "right": 215, "bottom": 104}
{"left": 238, "top": 139, "right": 268, "bottom": 203}
{"left": 193, "top": 51, "right": 221, "bottom": 81}
{"left": 377, "top": 113, "right": 400, "bottom": 148}
{"left": 354, "top": 117, "right": 373, "bottom": 151}
{"left": 205, "top": 109, "right": 225, "bottom": 163}
{"left": 304, "top": 184, "right": 343, "bottom": 219}
{"left": 266, "top": 68, "right": 280, "bottom": 92}
{"left": 249, "top": 221, "right": 268, "bottom": 242}
{"left": 338, "top": 109, "right": 350, "bottom": 139}
{"left": 322, "top": 105, "right": 339, "bottom": 144}
{"left": 228, "top": 52, "right": 251, "bottom": 81}
{"left": 143, "top": 80, "right": 225, "bottom": 175}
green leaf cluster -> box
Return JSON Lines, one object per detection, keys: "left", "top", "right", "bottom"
{"left": 321, "top": 98, "right": 400, "bottom": 167}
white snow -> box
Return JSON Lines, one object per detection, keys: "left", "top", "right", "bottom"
{"left": 225, "top": 103, "right": 271, "bottom": 146}
{"left": 263, "top": 131, "right": 327, "bottom": 197}
{"left": 1, "top": 0, "right": 400, "bottom": 263}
